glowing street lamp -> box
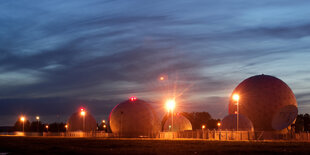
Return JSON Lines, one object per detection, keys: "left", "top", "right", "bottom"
{"left": 45, "top": 125, "right": 49, "bottom": 132}
{"left": 103, "top": 124, "right": 106, "bottom": 128}
{"left": 65, "top": 125, "right": 68, "bottom": 132}
{"left": 102, "top": 120, "right": 106, "bottom": 124}
{"left": 36, "top": 116, "right": 40, "bottom": 132}
{"left": 20, "top": 116, "right": 25, "bottom": 132}
{"left": 232, "top": 94, "right": 240, "bottom": 131}
{"left": 202, "top": 125, "right": 206, "bottom": 130}
{"left": 80, "top": 108, "right": 86, "bottom": 131}
{"left": 166, "top": 99, "right": 176, "bottom": 132}
{"left": 217, "top": 122, "right": 221, "bottom": 130}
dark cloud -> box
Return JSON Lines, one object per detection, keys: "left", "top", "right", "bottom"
{"left": 1, "top": 0, "right": 310, "bottom": 125}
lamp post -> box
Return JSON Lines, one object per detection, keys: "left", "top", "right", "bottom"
{"left": 80, "top": 109, "right": 86, "bottom": 131}
{"left": 166, "top": 99, "right": 176, "bottom": 132}
{"left": 217, "top": 122, "right": 221, "bottom": 130}
{"left": 65, "top": 125, "right": 68, "bottom": 132}
{"left": 20, "top": 116, "right": 25, "bottom": 132}
{"left": 36, "top": 116, "right": 40, "bottom": 132}
{"left": 233, "top": 94, "right": 240, "bottom": 131}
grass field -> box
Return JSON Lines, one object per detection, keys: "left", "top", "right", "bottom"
{"left": 1, "top": 136, "right": 310, "bottom": 154}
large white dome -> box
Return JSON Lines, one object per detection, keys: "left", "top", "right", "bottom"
{"left": 229, "top": 75, "right": 298, "bottom": 131}
{"left": 109, "top": 98, "right": 160, "bottom": 137}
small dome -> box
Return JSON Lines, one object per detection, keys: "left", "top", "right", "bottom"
{"left": 221, "top": 114, "right": 254, "bottom": 131}
{"left": 109, "top": 98, "right": 160, "bottom": 137}
{"left": 67, "top": 111, "right": 97, "bottom": 132}
{"left": 163, "top": 113, "right": 192, "bottom": 132}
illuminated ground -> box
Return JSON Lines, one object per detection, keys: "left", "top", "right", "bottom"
{"left": 1, "top": 136, "right": 310, "bottom": 154}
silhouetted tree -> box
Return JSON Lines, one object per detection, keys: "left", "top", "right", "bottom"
{"left": 295, "top": 113, "right": 310, "bottom": 133}
{"left": 180, "top": 112, "right": 220, "bottom": 130}
{"left": 29, "top": 121, "right": 45, "bottom": 132}
{"left": 47, "top": 122, "right": 66, "bottom": 132}
{"left": 12, "top": 119, "right": 31, "bottom": 132}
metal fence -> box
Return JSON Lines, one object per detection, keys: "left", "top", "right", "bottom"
{"left": 159, "top": 130, "right": 310, "bottom": 141}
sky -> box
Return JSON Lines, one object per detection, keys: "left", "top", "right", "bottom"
{"left": 1, "top": 0, "right": 310, "bottom": 126}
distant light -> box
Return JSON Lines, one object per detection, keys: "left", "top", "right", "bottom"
{"left": 217, "top": 122, "right": 221, "bottom": 127}
{"left": 130, "top": 96, "right": 137, "bottom": 101}
{"left": 232, "top": 94, "right": 240, "bottom": 102}
{"left": 102, "top": 120, "right": 106, "bottom": 123}
{"left": 80, "top": 108, "right": 84, "bottom": 111}
{"left": 20, "top": 116, "right": 25, "bottom": 122}
{"left": 103, "top": 125, "right": 106, "bottom": 128}
{"left": 165, "top": 99, "right": 176, "bottom": 112}
{"left": 65, "top": 125, "right": 68, "bottom": 128}
{"left": 235, "top": 111, "right": 238, "bottom": 114}
{"left": 36, "top": 116, "right": 40, "bottom": 120}
{"left": 81, "top": 111, "right": 86, "bottom": 116}
{"left": 202, "top": 125, "right": 206, "bottom": 129}
{"left": 160, "top": 76, "right": 164, "bottom": 81}
{"left": 45, "top": 125, "right": 49, "bottom": 129}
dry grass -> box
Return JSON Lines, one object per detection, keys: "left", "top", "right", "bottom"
{"left": 0, "top": 136, "right": 310, "bottom": 154}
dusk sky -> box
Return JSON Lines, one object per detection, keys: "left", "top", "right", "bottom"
{"left": 1, "top": 0, "right": 310, "bottom": 126}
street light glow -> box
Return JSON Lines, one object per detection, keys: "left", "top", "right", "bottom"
{"left": 20, "top": 116, "right": 25, "bottom": 122}
{"left": 45, "top": 125, "right": 49, "bottom": 129}
{"left": 80, "top": 111, "right": 86, "bottom": 116}
{"left": 65, "top": 125, "right": 68, "bottom": 128}
{"left": 217, "top": 122, "right": 221, "bottom": 127}
{"left": 165, "top": 99, "right": 176, "bottom": 112}
{"left": 202, "top": 125, "right": 206, "bottom": 129}
{"left": 102, "top": 120, "right": 106, "bottom": 123}
{"left": 36, "top": 116, "right": 40, "bottom": 120}
{"left": 232, "top": 94, "right": 240, "bottom": 102}
{"left": 103, "top": 125, "right": 106, "bottom": 128}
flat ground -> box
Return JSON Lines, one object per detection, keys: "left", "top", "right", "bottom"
{"left": 0, "top": 136, "right": 310, "bottom": 154}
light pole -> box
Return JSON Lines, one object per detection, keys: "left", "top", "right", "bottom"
{"left": 20, "top": 116, "right": 25, "bottom": 132}
{"left": 233, "top": 94, "right": 240, "bottom": 131}
{"left": 65, "top": 125, "right": 68, "bottom": 132}
{"left": 36, "top": 116, "right": 40, "bottom": 132}
{"left": 217, "top": 122, "right": 221, "bottom": 130}
{"left": 166, "top": 99, "right": 176, "bottom": 132}
{"left": 80, "top": 109, "right": 86, "bottom": 131}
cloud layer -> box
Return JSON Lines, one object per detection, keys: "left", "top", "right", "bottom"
{"left": 1, "top": 0, "right": 310, "bottom": 125}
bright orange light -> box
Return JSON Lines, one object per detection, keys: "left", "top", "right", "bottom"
{"left": 160, "top": 76, "right": 164, "bottom": 80}
{"left": 20, "top": 116, "right": 25, "bottom": 122}
{"left": 103, "top": 125, "right": 106, "bottom": 128}
{"left": 130, "top": 96, "right": 137, "bottom": 101}
{"left": 202, "top": 125, "right": 206, "bottom": 129}
{"left": 232, "top": 94, "right": 240, "bottom": 101}
{"left": 80, "top": 111, "right": 86, "bottom": 116}
{"left": 36, "top": 116, "right": 40, "bottom": 120}
{"left": 217, "top": 122, "right": 221, "bottom": 127}
{"left": 65, "top": 125, "right": 68, "bottom": 128}
{"left": 102, "top": 120, "right": 106, "bottom": 123}
{"left": 165, "top": 99, "right": 175, "bottom": 112}
{"left": 45, "top": 125, "right": 49, "bottom": 129}
{"left": 235, "top": 111, "right": 238, "bottom": 114}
